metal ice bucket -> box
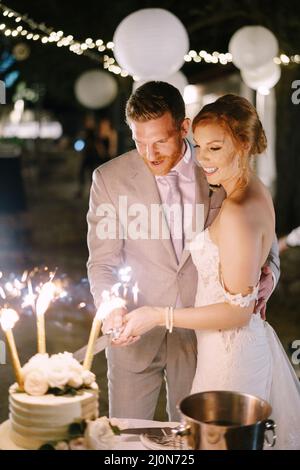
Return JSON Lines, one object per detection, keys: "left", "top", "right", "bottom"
{"left": 174, "top": 391, "right": 276, "bottom": 450}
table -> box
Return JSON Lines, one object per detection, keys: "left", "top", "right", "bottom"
{"left": 0, "top": 419, "right": 180, "bottom": 451}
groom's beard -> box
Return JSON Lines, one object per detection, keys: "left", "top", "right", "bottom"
{"left": 142, "top": 151, "right": 182, "bottom": 176}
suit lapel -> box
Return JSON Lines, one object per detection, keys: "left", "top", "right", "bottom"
{"left": 130, "top": 154, "right": 178, "bottom": 265}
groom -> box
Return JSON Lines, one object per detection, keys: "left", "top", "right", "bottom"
{"left": 87, "top": 81, "right": 280, "bottom": 421}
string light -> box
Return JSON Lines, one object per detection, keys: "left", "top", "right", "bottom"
{"left": 273, "top": 54, "right": 300, "bottom": 65}
{"left": 184, "top": 49, "right": 233, "bottom": 65}
{"left": 0, "top": 2, "right": 109, "bottom": 62}
{"left": 292, "top": 55, "right": 300, "bottom": 64}
{"left": 0, "top": 1, "right": 298, "bottom": 81}
{"left": 184, "top": 48, "right": 300, "bottom": 66}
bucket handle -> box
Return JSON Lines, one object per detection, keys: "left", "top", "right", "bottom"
{"left": 264, "top": 419, "right": 277, "bottom": 447}
{"left": 170, "top": 424, "right": 191, "bottom": 450}
{"left": 172, "top": 423, "right": 191, "bottom": 438}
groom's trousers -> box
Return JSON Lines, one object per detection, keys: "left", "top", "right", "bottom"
{"left": 106, "top": 328, "right": 197, "bottom": 421}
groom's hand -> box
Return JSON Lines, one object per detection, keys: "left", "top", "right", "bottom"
{"left": 255, "top": 265, "right": 274, "bottom": 320}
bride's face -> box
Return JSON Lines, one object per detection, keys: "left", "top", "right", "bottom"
{"left": 193, "top": 122, "right": 240, "bottom": 186}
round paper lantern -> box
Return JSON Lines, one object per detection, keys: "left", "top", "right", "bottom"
{"left": 241, "top": 61, "right": 281, "bottom": 91}
{"left": 113, "top": 8, "right": 189, "bottom": 79}
{"left": 74, "top": 70, "right": 118, "bottom": 109}
{"left": 132, "top": 71, "right": 188, "bottom": 96}
{"left": 229, "top": 26, "right": 278, "bottom": 71}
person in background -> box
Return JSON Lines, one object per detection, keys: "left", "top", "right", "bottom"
{"left": 0, "top": 138, "right": 29, "bottom": 267}
{"left": 77, "top": 115, "right": 101, "bottom": 198}
{"left": 279, "top": 226, "right": 300, "bottom": 253}
{"left": 97, "top": 117, "right": 118, "bottom": 161}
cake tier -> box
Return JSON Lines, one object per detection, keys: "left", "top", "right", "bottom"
{"left": 9, "top": 389, "right": 99, "bottom": 450}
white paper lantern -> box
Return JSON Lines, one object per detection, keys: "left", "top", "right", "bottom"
{"left": 74, "top": 70, "right": 118, "bottom": 109}
{"left": 132, "top": 71, "right": 188, "bottom": 96}
{"left": 113, "top": 8, "right": 189, "bottom": 79}
{"left": 229, "top": 26, "right": 278, "bottom": 71}
{"left": 241, "top": 61, "right": 281, "bottom": 91}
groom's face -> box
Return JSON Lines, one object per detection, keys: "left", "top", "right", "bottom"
{"left": 129, "top": 112, "right": 190, "bottom": 176}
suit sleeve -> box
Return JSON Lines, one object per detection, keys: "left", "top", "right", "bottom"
{"left": 87, "top": 167, "right": 124, "bottom": 309}
{"left": 266, "top": 235, "right": 280, "bottom": 289}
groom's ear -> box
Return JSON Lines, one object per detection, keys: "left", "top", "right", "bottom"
{"left": 180, "top": 118, "right": 190, "bottom": 137}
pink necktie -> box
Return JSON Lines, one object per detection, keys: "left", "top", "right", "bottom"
{"left": 165, "top": 171, "right": 183, "bottom": 262}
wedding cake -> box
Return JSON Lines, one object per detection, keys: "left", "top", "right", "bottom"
{"left": 7, "top": 352, "right": 99, "bottom": 450}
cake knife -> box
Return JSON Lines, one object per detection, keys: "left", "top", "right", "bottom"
{"left": 120, "top": 427, "right": 175, "bottom": 436}
{"left": 73, "top": 327, "right": 122, "bottom": 363}
{"left": 73, "top": 334, "right": 110, "bottom": 363}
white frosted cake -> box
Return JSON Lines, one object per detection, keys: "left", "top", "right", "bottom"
{"left": 6, "top": 352, "right": 99, "bottom": 450}
{"left": 9, "top": 388, "right": 99, "bottom": 450}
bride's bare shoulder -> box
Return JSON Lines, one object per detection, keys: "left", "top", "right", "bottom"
{"left": 219, "top": 199, "right": 252, "bottom": 229}
{"left": 218, "top": 179, "right": 275, "bottom": 267}
{"left": 220, "top": 177, "right": 275, "bottom": 230}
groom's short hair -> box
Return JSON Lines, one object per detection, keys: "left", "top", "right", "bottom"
{"left": 126, "top": 81, "right": 185, "bottom": 129}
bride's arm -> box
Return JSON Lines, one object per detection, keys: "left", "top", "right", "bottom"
{"left": 117, "top": 206, "right": 264, "bottom": 340}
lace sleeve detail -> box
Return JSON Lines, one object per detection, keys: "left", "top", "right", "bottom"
{"left": 219, "top": 265, "right": 260, "bottom": 307}
{"left": 222, "top": 284, "right": 259, "bottom": 307}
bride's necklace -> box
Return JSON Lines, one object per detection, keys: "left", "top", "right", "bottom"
{"left": 209, "top": 184, "right": 222, "bottom": 197}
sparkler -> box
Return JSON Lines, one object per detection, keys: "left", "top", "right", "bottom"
{"left": 83, "top": 288, "right": 126, "bottom": 370}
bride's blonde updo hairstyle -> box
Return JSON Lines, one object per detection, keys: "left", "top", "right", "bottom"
{"left": 192, "top": 94, "right": 267, "bottom": 193}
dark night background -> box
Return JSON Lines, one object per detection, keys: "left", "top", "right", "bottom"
{"left": 1, "top": 0, "right": 299, "bottom": 230}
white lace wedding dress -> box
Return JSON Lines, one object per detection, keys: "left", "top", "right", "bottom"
{"left": 189, "top": 228, "right": 300, "bottom": 450}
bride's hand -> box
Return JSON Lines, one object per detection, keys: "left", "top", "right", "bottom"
{"left": 113, "top": 306, "right": 164, "bottom": 343}
{"left": 102, "top": 307, "right": 127, "bottom": 334}
{"left": 255, "top": 265, "right": 274, "bottom": 320}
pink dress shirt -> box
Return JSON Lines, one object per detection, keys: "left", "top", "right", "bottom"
{"left": 155, "top": 139, "right": 196, "bottom": 244}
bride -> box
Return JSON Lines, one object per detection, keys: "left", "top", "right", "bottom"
{"left": 113, "top": 94, "right": 300, "bottom": 450}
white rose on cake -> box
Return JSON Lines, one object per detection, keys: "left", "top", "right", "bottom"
{"left": 68, "top": 372, "right": 83, "bottom": 389}
{"left": 22, "top": 354, "right": 50, "bottom": 395}
{"left": 24, "top": 369, "right": 49, "bottom": 396}
{"left": 84, "top": 417, "right": 116, "bottom": 450}
{"left": 48, "top": 354, "right": 71, "bottom": 389}
{"left": 21, "top": 351, "right": 97, "bottom": 396}
{"left": 64, "top": 353, "right": 85, "bottom": 388}
{"left": 82, "top": 370, "right": 96, "bottom": 386}
{"left": 22, "top": 353, "right": 49, "bottom": 375}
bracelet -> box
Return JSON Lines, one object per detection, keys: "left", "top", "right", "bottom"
{"left": 165, "top": 306, "right": 174, "bottom": 333}
{"left": 165, "top": 306, "right": 170, "bottom": 331}
{"left": 169, "top": 306, "right": 174, "bottom": 333}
